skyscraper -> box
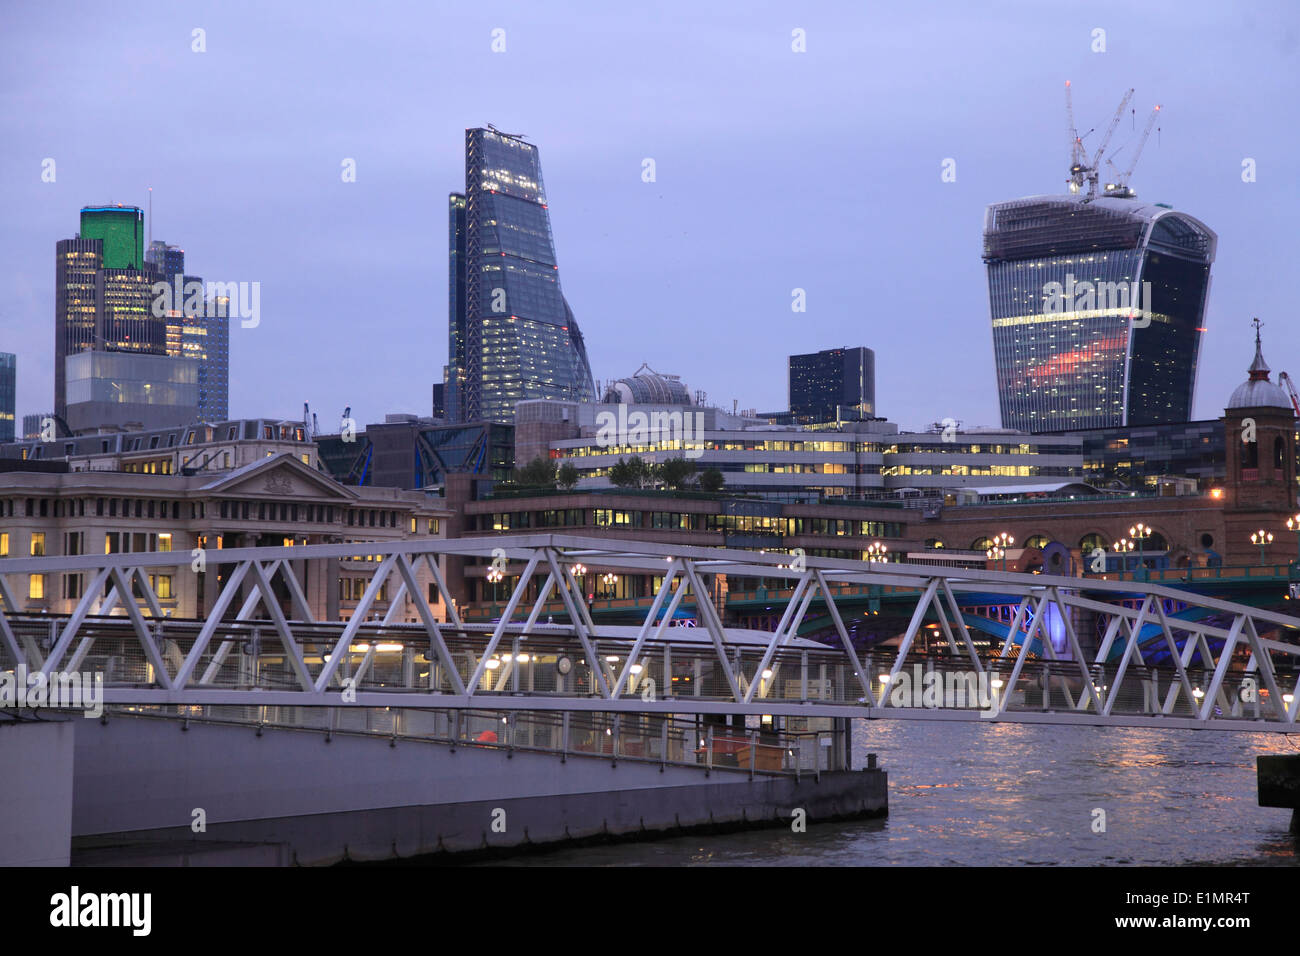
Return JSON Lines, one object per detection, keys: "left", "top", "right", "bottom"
{"left": 983, "top": 194, "right": 1216, "bottom": 432}
{"left": 0, "top": 353, "right": 15, "bottom": 443}
{"left": 55, "top": 206, "right": 198, "bottom": 432}
{"left": 149, "top": 239, "right": 230, "bottom": 422}
{"left": 789, "top": 347, "right": 876, "bottom": 424}
{"left": 448, "top": 127, "right": 596, "bottom": 424}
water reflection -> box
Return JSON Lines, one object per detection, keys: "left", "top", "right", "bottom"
{"left": 486, "top": 722, "right": 1299, "bottom": 866}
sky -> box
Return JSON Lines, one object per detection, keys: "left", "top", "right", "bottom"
{"left": 2, "top": 0, "right": 1297, "bottom": 434}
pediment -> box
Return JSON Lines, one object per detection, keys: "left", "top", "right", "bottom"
{"left": 202, "top": 454, "right": 359, "bottom": 500}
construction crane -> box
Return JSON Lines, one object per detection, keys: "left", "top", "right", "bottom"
{"left": 1065, "top": 81, "right": 1090, "bottom": 193}
{"left": 1064, "top": 83, "right": 1135, "bottom": 198}
{"left": 1279, "top": 372, "right": 1300, "bottom": 419}
{"left": 1105, "top": 105, "right": 1161, "bottom": 198}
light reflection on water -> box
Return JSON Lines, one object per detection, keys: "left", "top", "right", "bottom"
{"left": 491, "top": 721, "right": 1300, "bottom": 866}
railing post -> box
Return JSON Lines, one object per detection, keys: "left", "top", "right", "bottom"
{"left": 749, "top": 729, "right": 756, "bottom": 779}
{"left": 660, "top": 718, "right": 668, "bottom": 770}
{"left": 663, "top": 644, "right": 672, "bottom": 699}
{"left": 801, "top": 651, "right": 809, "bottom": 701}
{"left": 561, "top": 710, "right": 569, "bottom": 763}
{"left": 612, "top": 713, "right": 620, "bottom": 766}
{"left": 706, "top": 725, "right": 713, "bottom": 775}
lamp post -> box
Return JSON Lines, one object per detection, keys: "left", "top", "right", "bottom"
{"left": 600, "top": 571, "right": 619, "bottom": 600}
{"left": 866, "top": 541, "right": 888, "bottom": 563}
{"left": 986, "top": 545, "right": 1005, "bottom": 569}
{"left": 991, "top": 532, "right": 1013, "bottom": 572}
{"left": 1113, "top": 537, "right": 1134, "bottom": 576}
{"left": 1286, "top": 514, "right": 1300, "bottom": 566}
{"left": 486, "top": 564, "right": 503, "bottom": 608}
{"left": 1129, "top": 522, "right": 1151, "bottom": 580}
{"left": 1250, "top": 529, "right": 1274, "bottom": 567}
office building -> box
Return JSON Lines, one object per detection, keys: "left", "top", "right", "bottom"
{"left": 447, "top": 127, "right": 596, "bottom": 424}
{"left": 63, "top": 350, "right": 198, "bottom": 434}
{"left": 789, "top": 347, "right": 876, "bottom": 424}
{"left": 0, "top": 353, "right": 14, "bottom": 443}
{"left": 149, "top": 238, "right": 231, "bottom": 423}
{"left": 316, "top": 416, "right": 514, "bottom": 490}
{"left": 983, "top": 194, "right": 1216, "bottom": 432}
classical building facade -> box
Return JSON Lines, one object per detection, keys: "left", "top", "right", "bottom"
{"left": 0, "top": 454, "right": 451, "bottom": 624}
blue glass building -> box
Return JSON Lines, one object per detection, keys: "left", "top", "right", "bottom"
{"left": 983, "top": 195, "right": 1216, "bottom": 432}
{"left": 0, "top": 353, "right": 15, "bottom": 443}
{"left": 448, "top": 127, "right": 596, "bottom": 424}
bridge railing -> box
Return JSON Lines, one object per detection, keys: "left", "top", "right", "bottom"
{"left": 1, "top": 533, "right": 1298, "bottom": 730}
{"left": 101, "top": 704, "right": 833, "bottom": 777}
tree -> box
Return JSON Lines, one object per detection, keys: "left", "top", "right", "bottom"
{"left": 557, "top": 462, "right": 580, "bottom": 491}
{"left": 699, "top": 467, "right": 725, "bottom": 493}
{"left": 513, "top": 456, "right": 558, "bottom": 488}
{"left": 659, "top": 457, "right": 696, "bottom": 490}
{"left": 608, "top": 456, "right": 657, "bottom": 489}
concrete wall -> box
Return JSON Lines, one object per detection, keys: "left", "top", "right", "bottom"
{"left": 71, "top": 715, "right": 885, "bottom": 865}
{"left": 0, "top": 717, "right": 75, "bottom": 865}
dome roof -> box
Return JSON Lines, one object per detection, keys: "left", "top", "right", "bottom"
{"left": 1226, "top": 321, "right": 1292, "bottom": 411}
{"left": 602, "top": 363, "right": 692, "bottom": 405}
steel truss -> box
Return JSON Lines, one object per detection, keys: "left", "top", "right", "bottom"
{"left": 1, "top": 534, "right": 1297, "bottom": 730}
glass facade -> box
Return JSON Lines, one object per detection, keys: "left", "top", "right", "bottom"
{"left": 65, "top": 350, "right": 197, "bottom": 407}
{"left": 789, "top": 347, "right": 875, "bottom": 423}
{"left": 456, "top": 128, "right": 596, "bottom": 424}
{"left": 984, "top": 196, "right": 1215, "bottom": 432}
{"left": 0, "top": 353, "right": 14, "bottom": 443}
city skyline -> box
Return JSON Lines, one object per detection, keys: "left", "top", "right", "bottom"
{"left": 2, "top": 2, "right": 1297, "bottom": 434}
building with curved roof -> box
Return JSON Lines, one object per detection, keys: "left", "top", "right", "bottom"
{"left": 983, "top": 193, "right": 1216, "bottom": 432}
{"left": 601, "top": 364, "right": 692, "bottom": 405}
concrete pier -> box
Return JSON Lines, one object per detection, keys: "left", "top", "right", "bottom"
{"left": 0, "top": 715, "right": 75, "bottom": 866}
{"left": 1257, "top": 754, "right": 1300, "bottom": 833}
{"left": 67, "top": 713, "right": 886, "bottom": 866}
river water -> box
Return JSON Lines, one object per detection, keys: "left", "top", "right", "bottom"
{"left": 494, "top": 721, "right": 1300, "bottom": 866}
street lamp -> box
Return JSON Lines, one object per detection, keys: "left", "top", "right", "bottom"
{"left": 986, "top": 545, "right": 1005, "bottom": 568}
{"left": 600, "top": 571, "right": 619, "bottom": 599}
{"left": 1286, "top": 514, "right": 1300, "bottom": 566}
{"left": 1250, "top": 529, "right": 1274, "bottom": 567}
{"left": 1113, "top": 537, "right": 1134, "bottom": 576}
{"left": 993, "top": 530, "right": 1013, "bottom": 567}
{"left": 866, "top": 541, "right": 888, "bottom": 563}
{"left": 1129, "top": 522, "right": 1151, "bottom": 578}
{"left": 486, "top": 564, "right": 503, "bottom": 606}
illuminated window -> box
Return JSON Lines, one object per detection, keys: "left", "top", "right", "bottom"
{"left": 157, "top": 533, "right": 172, "bottom": 552}
{"left": 0, "top": 532, "right": 7, "bottom": 557}
{"left": 28, "top": 574, "right": 44, "bottom": 600}
{"left": 30, "top": 532, "right": 45, "bottom": 557}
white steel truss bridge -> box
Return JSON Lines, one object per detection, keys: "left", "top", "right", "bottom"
{"left": 1, "top": 534, "right": 1298, "bottom": 732}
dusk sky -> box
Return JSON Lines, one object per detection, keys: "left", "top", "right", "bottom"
{"left": 3, "top": 0, "right": 1297, "bottom": 432}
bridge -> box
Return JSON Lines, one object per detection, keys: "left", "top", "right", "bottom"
{"left": 2, "top": 533, "right": 1298, "bottom": 732}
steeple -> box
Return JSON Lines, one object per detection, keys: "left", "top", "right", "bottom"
{"left": 1248, "top": 316, "right": 1270, "bottom": 381}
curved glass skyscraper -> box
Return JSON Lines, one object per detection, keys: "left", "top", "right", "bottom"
{"left": 983, "top": 194, "right": 1216, "bottom": 432}
{"left": 446, "top": 127, "right": 596, "bottom": 424}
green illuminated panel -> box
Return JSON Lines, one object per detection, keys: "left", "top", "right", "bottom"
{"left": 80, "top": 206, "right": 144, "bottom": 270}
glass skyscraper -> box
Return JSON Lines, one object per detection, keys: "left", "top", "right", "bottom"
{"left": 0, "top": 353, "right": 15, "bottom": 443}
{"left": 789, "top": 347, "right": 876, "bottom": 424}
{"left": 983, "top": 195, "right": 1216, "bottom": 432}
{"left": 447, "top": 127, "right": 596, "bottom": 424}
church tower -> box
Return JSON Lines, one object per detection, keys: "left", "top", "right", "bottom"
{"left": 1222, "top": 319, "right": 1296, "bottom": 564}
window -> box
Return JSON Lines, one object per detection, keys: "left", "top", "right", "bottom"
{"left": 0, "top": 533, "right": 7, "bottom": 557}
{"left": 28, "top": 574, "right": 44, "bottom": 600}
{"left": 30, "top": 532, "right": 45, "bottom": 557}
{"left": 152, "top": 575, "right": 173, "bottom": 599}
{"left": 157, "top": 533, "right": 172, "bottom": 552}
{"left": 428, "top": 517, "right": 440, "bottom": 535}
{"left": 63, "top": 574, "right": 83, "bottom": 600}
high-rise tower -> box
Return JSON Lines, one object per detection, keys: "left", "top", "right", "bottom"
{"left": 983, "top": 88, "right": 1217, "bottom": 433}
{"left": 449, "top": 127, "right": 596, "bottom": 424}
